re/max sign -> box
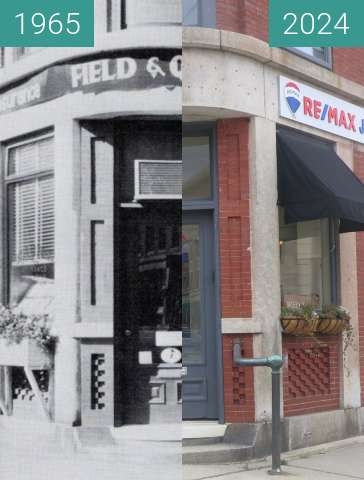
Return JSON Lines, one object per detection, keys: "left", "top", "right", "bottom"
{"left": 279, "top": 76, "right": 364, "bottom": 144}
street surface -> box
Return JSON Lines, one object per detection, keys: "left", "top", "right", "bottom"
{"left": 184, "top": 440, "right": 364, "bottom": 480}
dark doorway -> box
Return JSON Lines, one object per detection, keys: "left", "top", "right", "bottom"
{"left": 114, "top": 121, "right": 182, "bottom": 425}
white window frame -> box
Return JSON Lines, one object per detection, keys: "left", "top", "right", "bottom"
{"left": 5, "top": 133, "right": 55, "bottom": 271}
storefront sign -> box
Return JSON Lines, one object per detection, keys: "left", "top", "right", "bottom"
{"left": 0, "top": 54, "right": 182, "bottom": 115}
{"left": 279, "top": 75, "right": 364, "bottom": 144}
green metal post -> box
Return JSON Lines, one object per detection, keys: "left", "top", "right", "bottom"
{"left": 233, "top": 344, "right": 284, "bottom": 475}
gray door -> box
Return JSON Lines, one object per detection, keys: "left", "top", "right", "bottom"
{"left": 182, "top": 211, "right": 218, "bottom": 419}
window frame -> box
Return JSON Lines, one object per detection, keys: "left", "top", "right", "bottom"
{"left": 182, "top": 123, "right": 216, "bottom": 210}
{"left": 4, "top": 132, "right": 55, "bottom": 304}
{"left": 277, "top": 126, "right": 341, "bottom": 305}
{"left": 120, "top": 0, "right": 181, "bottom": 29}
{"left": 183, "top": 0, "right": 216, "bottom": 28}
{"left": 286, "top": 47, "right": 332, "bottom": 69}
{"left": 13, "top": 47, "right": 45, "bottom": 62}
{"left": 279, "top": 216, "right": 336, "bottom": 306}
{"left": 0, "top": 48, "right": 4, "bottom": 69}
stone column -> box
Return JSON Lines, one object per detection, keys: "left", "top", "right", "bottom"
{"left": 249, "top": 116, "right": 282, "bottom": 421}
{"left": 53, "top": 118, "right": 81, "bottom": 425}
{"left": 336, "top": 141, "right": 361, "bottom": 409}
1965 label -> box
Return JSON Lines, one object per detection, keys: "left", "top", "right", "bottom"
{"left": 0, "top": 1, "right": 94, "bottom": 47}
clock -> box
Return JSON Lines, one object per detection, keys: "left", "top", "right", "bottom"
{"left": 160, "top": 347, "right": 182, "bottom": 364}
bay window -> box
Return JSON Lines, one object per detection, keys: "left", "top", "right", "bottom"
{"left": 6, "top": 135, "right": 55, "bottom": 313}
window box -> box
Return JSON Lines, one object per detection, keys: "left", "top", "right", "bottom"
{"left": 281, "top": 305, "right": 319, "bottom": 336}
{"left": 316, "top": 306, "right": 351, "bottom": 336}
{"left": 281, "top": 305, "right": 350, "bottom": 337}
{"left": 316, "top": 317, "right": 349, "bottom": 336}
{"left": 281, "top": 316, "right": 319, "bottom": 336}
{"left": 0, "top": 338, "right": 53, "bottom": 369}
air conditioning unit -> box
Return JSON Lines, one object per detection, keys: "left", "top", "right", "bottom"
{"left": 134, "top": 159, "right": 182, "bottom": 200}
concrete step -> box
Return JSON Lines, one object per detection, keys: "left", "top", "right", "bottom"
{"left": 75, "top": 427, "right": 116, "bottom": 450}
{"left": 182, "top": 442, "right": 254, "bottom": 464}
{"left": 112, "top": 423, "right": 181, "bottom": 442}
{"left": 183, "top": 421, "right": 226, "bottom": 446}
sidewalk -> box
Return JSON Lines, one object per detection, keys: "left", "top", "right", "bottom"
{"left": 2, "top": 423, "right": 364, "bottom": 480}
{"left": 184, "top": 437, "right": 364, "bottom": 479}
{"left": 0, "top": 422, "right": 182, "bottom": 480}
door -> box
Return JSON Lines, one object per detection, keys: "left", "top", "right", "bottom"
{"left": 182, "top": 211, "right": 218, "bottom": 419}
{"left": 116, "top": 203, "right": 181, "bottom": 425}
{"left": 114, "top": 120, "right": 182, "bottom": 426}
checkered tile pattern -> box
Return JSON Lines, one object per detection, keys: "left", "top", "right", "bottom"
{"left": 91, "top": 354, "right": 106, "bottom": 410}
{"left": 12, "top": 368, "right": 49, "bottom": 403}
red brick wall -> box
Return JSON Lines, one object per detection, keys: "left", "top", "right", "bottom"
{"left": 354, "top": 148, "right": 364, "bottom": 404}
{"left": 216, "top": 0, "right": 268, "bottom": 42}
{"left": 217, "top": 118, "right": 254, "bottom": 422}
{"left": 223, "top": 335, "right": 255, "bottom": 422}
{"left": 283, "top": 336, "right": 341, "bottom": 416}
{"left": 217, "top": 118, "right": 251, "bottom": 318}
{"left": 333, "top": 49, "right": 364, "bottom": 87}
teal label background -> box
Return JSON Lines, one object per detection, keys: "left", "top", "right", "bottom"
{"left": 0, "top": 0, "right": 94, "bottom": 47}
{"left": 270, "top": 0, "right": 363, "bottom": 47}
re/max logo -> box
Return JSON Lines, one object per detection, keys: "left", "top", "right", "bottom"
{"left": 303, "top": 96, "right": 364, "bottom": 134}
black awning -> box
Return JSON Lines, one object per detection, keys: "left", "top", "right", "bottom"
{"left": 277, "top": 128, "right": 364, "bottom": 233}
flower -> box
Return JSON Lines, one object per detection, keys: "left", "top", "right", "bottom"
{"left": 0, "top": 305, "right": 55, "bottom": 351}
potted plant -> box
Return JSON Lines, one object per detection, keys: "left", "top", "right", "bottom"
{"left": 280, "top": 304, "right": 319, "bottom": 336}
{"left": 316, "top": 305, "right": 351, "bottom": 336}
{"left": 0, "top": 306, "right": 55, "bottom": 368}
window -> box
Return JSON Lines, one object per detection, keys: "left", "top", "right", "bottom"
{"left": 280, "top": 213, "right": 338, "bottom": 307}
{"left": 6, "top": 135, "right": 55, "bottom": 313}
{"left": 110, "top": 0, "right": 181, "bottom": 29}
{"left": 183, "top": 0, "right": 216, "bottom": 27}
{"left": 14, "top": 47, "right": 45, "bottom": 61}
{"left": 107, "top": 0, "right": 123, "bottom": 30}
{"left": 288, "top": 47, "right": 332, "bottom": 68}
{"left": 183, "top": 135, "right": 212, "bottom": 201}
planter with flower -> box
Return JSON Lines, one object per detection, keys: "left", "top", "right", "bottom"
{"left": 280, "top": 304, "right": 320, "bottom": 336}
{"left": 0, "top": 306, "right": 55, "bottom": 368}
{"left": 316, "top": 305, "right": 351, "bottom": 336}
{"left": 281, "top": 303, "right": 351, "bottom": 337}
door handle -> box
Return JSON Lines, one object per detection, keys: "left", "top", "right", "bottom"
{"left": 124, "top": 329, "right": 133, "bottom": 337}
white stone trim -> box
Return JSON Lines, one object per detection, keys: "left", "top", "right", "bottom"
{"left": 221, "top": 318, "right": 262, "bottom": 334}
